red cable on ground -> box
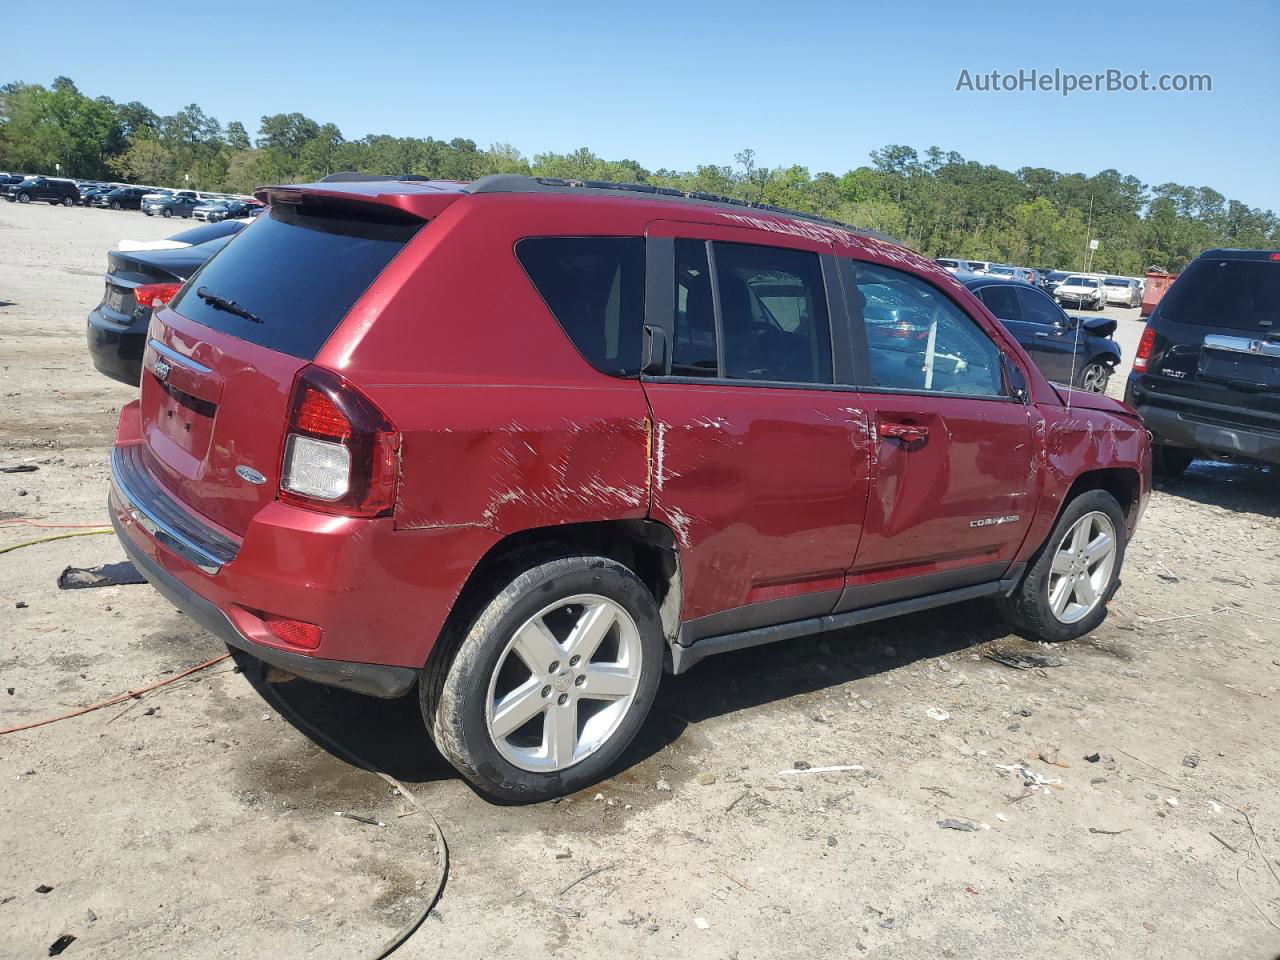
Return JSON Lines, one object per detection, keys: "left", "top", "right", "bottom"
{"left": 0, "top": 654, "right": 230, "bottom": 736}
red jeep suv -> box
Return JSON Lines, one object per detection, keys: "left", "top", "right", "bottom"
{"left": 110, "top": 174, "right": 1150, "bottom": 801}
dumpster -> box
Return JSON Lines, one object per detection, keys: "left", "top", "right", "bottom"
{"left": 1141, "top": 269, "right": 1178, "bottom": 318}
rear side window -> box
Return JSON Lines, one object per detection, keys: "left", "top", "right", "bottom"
{"left": 714, "top": 242, "right": 832, "bottom": 384}
{"left": 170, "top": 204, "right": 421, "bottom": 360}
{"left": 517, "top": 237, "right": 645, "bottom": 376}
{"left": 976, "top": 285, "right": 1022, "bottom": 322}
{"left": 1160, "top": 258, "right": 1280, "bottom": 330}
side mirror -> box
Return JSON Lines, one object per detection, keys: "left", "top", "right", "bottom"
{"left": 641, "top": 324, "right": 668, "bottom": 376}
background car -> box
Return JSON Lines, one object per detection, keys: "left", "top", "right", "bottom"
{"left": 193, "top": 199, "right": 255, "bottom": 222}
{"left": 77, "top": 184, "right": 117, "bottom": 206}
{"left": 964, "top": 275, "right": 1121, "bottom": 392}
{"left": 1043, "top": 270, "right": 1072, "bottom": 295}
{"left": 94, "top": 186, "right": 151, "bottom": 210}
{"left": 1103, "top": 276, "right": 1142, "bottom": 307}
{"left": 0, "top": 173, "right": 27, "bottom": 197}
{"left": 143, "top": 194, "right": 203, "bottom": 218}
{"left": 6, "top": 176, "right": 80, "bottom": 205}
{"left": 86, "top": 222, "right": 245, "bottom": 384}
{"left": 1054, "top": 274, "right": 1107, "bottom": 310}
{"left": 987, "top": 264, "right": 1035, "bottom": 284}
{"left": 1125, "top": 248, "right": 1280, "bottom": 474}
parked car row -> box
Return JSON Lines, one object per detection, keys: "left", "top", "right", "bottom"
{"left": 1, "top": 171, "right": 262, "bottom": 218}
{"left": 938, "top": 257, "right": 1146, "bottom": 310}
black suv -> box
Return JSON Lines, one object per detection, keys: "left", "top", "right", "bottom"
{"left": 1125, "top": 248, "right": 1279, "bottom": 473}
{"left": 94, "top": 187, "right": 151, "bottom": 210}
{"left": 6, "top": 176, "right": 80, "bottom": 206}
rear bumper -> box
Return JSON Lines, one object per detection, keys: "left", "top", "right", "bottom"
{"left": 109, "top": 398, "right": 500, "bottom": 690}
{"left": 86, "top": 307, "right": 145, "bottom": 385}
{"left": 112, "top": 503, "right": 416, "bottom": 698}
{"left": 1126, "top": 386, "right": 1280, "bottom": 464}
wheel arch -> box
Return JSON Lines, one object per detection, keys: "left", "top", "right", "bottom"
{"left": 427, "top": 518, "right": 682, "bottom": 670}
{"left": 1062, "top": 466, "right": 1140, "bottom": 524}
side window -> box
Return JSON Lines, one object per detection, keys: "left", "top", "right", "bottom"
{"left": 850, "top": 261, "right": 1006, "bottom": 397}
{"left": 516, "top": 237, "right": 645, "bottom": 376}
{"left": 712, "top": 242, "right": 832, "bottom": 384}
{"left": 1017, "top": 286, "right": 1065, "bottom": 327}
{"left": 976, "top": 285, "right": 1022, "bottom": 322}
{"left": 672, "top": 239, "right": 718, "bottom": 377}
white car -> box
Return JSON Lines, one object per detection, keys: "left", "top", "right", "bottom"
{"left": 935, "top": 257, "right": 991, "bottom": 275}
{"left": 1102, "top": 276, "right": 1142, "bottom": 308}
{"left": 1054, "top": 275, "right": 1108, "bottom": 311}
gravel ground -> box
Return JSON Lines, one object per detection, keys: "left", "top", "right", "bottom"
{"left": 2, "top": 202, "right": 1278, "bottom": 960}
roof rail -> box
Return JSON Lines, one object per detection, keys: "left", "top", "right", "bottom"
{"left": 464, "top": 174, "right": 885, "bottom": 240}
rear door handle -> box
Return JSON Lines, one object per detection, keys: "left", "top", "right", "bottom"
{"left": 878, "top": 422, "right": 929, "bottom": 443}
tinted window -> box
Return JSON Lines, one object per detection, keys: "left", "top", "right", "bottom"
{"left": 851, "top": 262, "right": 1005, "bottom": 397}
{"left": 1159, "top": 259, "right": 1280, "bottom": 330}
{"left": 713, "top": 242, "right": 832, "bottom": 384}
{"left": 672, "top": 239, "right": 718, "bottom": 377}
{"left": 171, "top": 204, "right": 421, "bottom": 360}
{"left": 976, "top": 285, "right": 1022, "bottom": 321}
{"left": 517, "top": 237, "right": 645, "bottom": 375}
{"left": 1017, "top": 286, "right": 1064, "bottom": 326}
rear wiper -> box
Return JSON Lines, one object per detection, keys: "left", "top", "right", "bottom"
{"left": 196, "top": 286, "right": 261, "bottom": 323}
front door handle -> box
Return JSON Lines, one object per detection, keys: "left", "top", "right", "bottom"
{"left": 878, "top": 422, "right": 929, "bottom": 443}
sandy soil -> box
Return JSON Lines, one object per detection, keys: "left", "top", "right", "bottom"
{"left": 1, "top": 201, "right": 1278, "bottom": 960}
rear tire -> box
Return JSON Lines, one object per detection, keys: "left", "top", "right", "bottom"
{"left": 110, "top": 200, "right": 121, "bottom": 210}
{"left": 421, "top": 555, "right": 664, "bottom": 803}
{"left": 1153, "top": 444, "right": 1195, "bottom": 477}
{"left": 161, "top": 208, "right": 172, "bottom": 218}
{"left": 999, "top": 490, "right": 1127, "bottom": 643}
{"left": 62, "top": 196, "right": 74, "bottom": 206}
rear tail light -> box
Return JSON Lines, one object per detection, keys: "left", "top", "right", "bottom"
{"left": 1133, "top": 325, "right": 1156, "bottom": 372}
{"left": 263, "top": 615, "right": 322, "bottom": 650}
{"left": 279, "top": 365, "right": 400, "bottom": 518}
{"left": 134, "top": 281, "right": 182, "bottom": 309}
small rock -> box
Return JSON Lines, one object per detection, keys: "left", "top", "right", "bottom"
{"left": 48, "top": 934, "right": 76, "bottom": 957}
{"left": 858, "top": 699, "right": 874, "bottom": 710}
{"left": 793, "top": 760, "right": 811, "bottom": 770}
{"left": 937, "top": 818, "right": 978, "bottom": 832}
{"left": 143, "top": 707, "right": 158, "bottom": 716}
{"left": 958, "top": 745, "right": 977, "bottom": 757}
{"left": 14, "top": 602, "right": 27, "bottom": 610}
{"left": 23, "top": 769, "right": 35, "bottom": 777}
{"left": 1085, "top": 753, "right": 1101, "bottom": 763}
{"left": 6, "top": 688, "right": 13, "bottom": 696}
{"left": 593, "top": 793, "right": 604, "bottom": 801}
{"left": 645, "top": 923, "right": 659, "bottom": 933}
{"left": 260, "top": 714, "right": 271, "bottom": 721}
{"left": 655, "top": 779, "right": 671, "bottom": 792}
{"left": 35, "top": 884, "right": 53, "bottom": 894}
{"left": 1019, "top": 708, "right": 1032, "bottom": 717}
{"left": 1182, "top": 754, "right": 1200, "bottom": 769}
{"left": 693, "top": 917, "right": 710, "bottom": 930}
{"left": 85, "top": 908, "right": 97, "bottom": 923}
{"left": 827, "top": 835, "right": 837, "bottom": 847}
{"left": 926, "top": 707, "right": 950, "bottom": 722}
{"left": 1165, "top": 796, "right": 1179, "bottom": 807}
{"left": 1038, "top": 747, "right": 1059, "bottom": 765}
{"left": 1143, "top": 921, "right": 1156, "bottom": 933}
{"left": 1007, "top": 723, "right": 1020, "bottom": 732}
{"left": 937, "top": 661, "right": 951, "bottom": 673}
{"left": 695, "top": 772, "right": 716, "bottom": 786}
{"left": 995, "top": 813, "right": 1008, "bottom": 822}
{"left": 554, "top": 850, "right": 571, "bottom": 860}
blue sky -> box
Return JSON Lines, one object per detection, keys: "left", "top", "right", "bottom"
{"left": 6, "top": 0, "right": 1277, "bottom": 210}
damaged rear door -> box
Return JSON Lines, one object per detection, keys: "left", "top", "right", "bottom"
{"left": 639, "top": 221, "right": 872, "bottom": 640}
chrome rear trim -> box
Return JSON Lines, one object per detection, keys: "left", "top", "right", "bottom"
{"left": 110, "top": 445, "right": 238, "bottom": 575}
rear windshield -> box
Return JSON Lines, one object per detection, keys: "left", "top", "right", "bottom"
{"left": 1160, "top": 258, "right": 1280, "bottom": 330}
{"left": 170, "top": 204, "right": 422, "bottom": 359}
{"left": 1104, "top": 277, "right": 1128, "bottom": 286}
{"left": 167, "top": 220, "right": 244, "bottom": 246}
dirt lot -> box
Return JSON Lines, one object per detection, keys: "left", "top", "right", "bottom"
{"left": 2, "top": 201, "right": 1278, "bottom": 960}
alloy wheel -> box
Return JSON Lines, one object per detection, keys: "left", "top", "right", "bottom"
{"left": 1080, "top": 362, "right": 1109, "bottom": 393}
{"left": 1047, "top": 511, "right": 1117, "bottom": 624}
{"left": 485, "top": 593, "right": 643, "bottom": 773}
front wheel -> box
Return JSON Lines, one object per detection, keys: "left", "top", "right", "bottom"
{"left": 16, "top": 193, "right": 30, "bottom": 204}
{"left": 110, "top": 200, "right": 121, "bottom": 210}
{"left": 161, "top": 208, "right": 172, "bottom": 218}
{"left": 1075, "top": 360, "right": 1111, "bottom": 393}
{"left": 999, "top": 490, "right": 1127, "bottom": 642}
{"left": 422, "top": 555, "right": 665, "bottom": 803}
